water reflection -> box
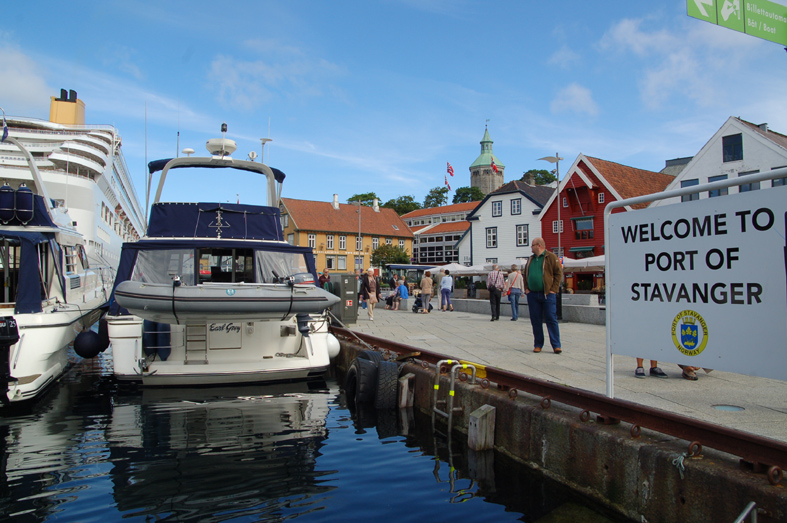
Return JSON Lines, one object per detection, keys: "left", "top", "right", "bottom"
{"left": 107, "top": 383, "right": 335, "bottom": 521}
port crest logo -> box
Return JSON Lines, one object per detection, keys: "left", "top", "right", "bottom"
{"left": 671, "top": 310, "right": 708, "bottom": 356}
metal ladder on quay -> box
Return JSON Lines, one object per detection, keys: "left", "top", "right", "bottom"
{"left": 185, "top": 324, "right": 208, "bottom": 364}
{"left": 431, "top": 359, "right": 477, "bottom": 436}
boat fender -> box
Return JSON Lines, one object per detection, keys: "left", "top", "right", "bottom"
{"left": 344, "top": 357, "right": 378, "bottom": 406}
{"left": 73, "top": 330, "right": 103, "bottom": 359}
{"left": 97, "top": 318, "right": 110, "bottom": 352}
{"left": 325, "top": 334, "right": 340, "bottom": 359}
{"left": 0, "top": 183, "right": 15, "bottom": 224}
{"left": 374, "top": 360, "right": 399, "bottom": 409}
{"left": 142, "top": 320, "right": 158, "bottom": 357}
{"left": 14, "top": 184, "right": 34, "bottom": 225}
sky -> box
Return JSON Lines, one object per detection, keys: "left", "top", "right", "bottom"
{"left": 2, "top": 1, "right": 787, "bottom": 209}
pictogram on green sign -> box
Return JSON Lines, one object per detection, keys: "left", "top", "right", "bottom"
{"left": 687, "top": 0, "right": 787, "bottom": 46}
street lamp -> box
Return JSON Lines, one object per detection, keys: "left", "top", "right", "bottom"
{"left": 356, "top": 200, "right": 362, "bottom": 270}
{"left": 538, "top": 154, "right": 563, "bottom": 258}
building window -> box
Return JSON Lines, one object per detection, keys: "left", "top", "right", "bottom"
{"left": 722, "top": 133, "right": 743, "bottom": 162}
{"left": 338, "top": 256, "right": 347, "bottom": 271}
{"left": 386, "top": 238, "right": 392, "bottom": 246}
{"left": 562, "top": 196, "right": 568, "bottom": 208}
{"left": 492, "top": 201, "right": 502, "bottom": 217}
{"left": 552, "top": 247, "right": 564, "bottom": 258}
{"left": 339, "top": 235, "right": 346, "bottom": 250}
{"left": 681, "top": 179, "right": 700, "bottom": 202}
{"left": 325, "top": 255, "right": 335, "bottom": 269}
{"left": 356, "top": 236, "right": 363, "bottom": 250}
{"left": 739, "top": 170, "right": 760, "bottom": 192}
{"left": 511, "top": 199, "right": 521, "bottom": 215}
{"left": 598, "top": 192, "right": 605, "bottom": 204}
{"left": 486, "top": 258, "right": 498, "bottom": 264}
{"left": 573, "top": 217, "right": 594, "bottom": 240}
{"left": 373, "top": 237, "right": 379, "bottom": 250}
{"left": 708, "top": 174, "right": 728, "bottom": 197}
{"left": 287, "top": 233, "right": 294, "bottom": 245}
{"left": 399, "top": 239, "right": 405, "bottom": 249}
{"left": 355, "top": 256, "right": 364, "bottom": 270}
{"left": 308, "top": 234, "right": 316, "bottom": 249}
{"left": 486, "top": 227, "right": 497, "bottom": 248}
{"left": 552, "top": 220, "right": 563, "bottom": 234}
{"left": 326, "top": 234, "right": 334, "bottom": 250}
{"left": 281, "top": 214, "right": 289, "bottom": 227}
{"left": 773, "top": 177, "right": 787, "bottom": 187}
{"left": 516, "top": 225, "right": 529, "bottom": 246}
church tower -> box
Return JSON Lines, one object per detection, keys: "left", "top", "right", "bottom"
{"left": 469, "top": 127, "right": 505, "bottom": 195}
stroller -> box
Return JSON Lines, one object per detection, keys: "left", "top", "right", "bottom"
{"left": 412, "top": 295, "right": 433, "bottom": 313}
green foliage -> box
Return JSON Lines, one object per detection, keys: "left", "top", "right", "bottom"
{"left": 521, "top": 169, "right": 556, "bottom": 186}
{"left": 452, "top": 186, "right": 485, "bottom": 204}
{"left": 371, "top": 244, "right": 410, "bottom": 267}
{"left": 423, "top": 186, "right": 449, "bottom": 208}
{"left": 382, "top": 195, "right": 422, "bottom": 215}
{"left": 347, "top": 192, "right": 380, "bottom": 206}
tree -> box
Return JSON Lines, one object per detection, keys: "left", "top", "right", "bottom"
{"left": 371, "top": 244, "right": 410, "bottom": 267}
{"left": 521, "top": 169, "right": 557, "bottom": 186}
{"left": 347, "top": 192, "right": 380, "bottom": 206}
{"left": 452, "top": 186, "right": 485, "bottom": 204}
{"left": 381, "top": 195, "right": 422, "bottom": 215}
{"left": 423, "top": 186, "right": 449, "bottom": 208}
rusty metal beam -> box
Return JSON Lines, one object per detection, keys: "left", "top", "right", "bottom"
{"left": 331, "top": 326, "right": 787, "bottom": 474}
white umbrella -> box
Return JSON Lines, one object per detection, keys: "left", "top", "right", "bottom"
{"left": 425, "top": 263, "right": 488, "bottom": 276}
{"left": 562, "top": 255, "right": 605, "bottom": 273}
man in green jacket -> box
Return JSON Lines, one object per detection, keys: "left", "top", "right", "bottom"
{"left": 524, "top": 237, "right": 563, "bottom": 354}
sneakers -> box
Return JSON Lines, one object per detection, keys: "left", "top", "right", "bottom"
{"left": 636, "top": 367, "right": 668, "bottom": 379}
{"left": 649, "top": 367, "right": 668, "bottom": 378}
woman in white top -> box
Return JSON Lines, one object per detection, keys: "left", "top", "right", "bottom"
{"left": 503, "top": 264, "right": 525, "bottom": 321}
{"left": 440, "top": 269, "right": 454, "bottom": 312}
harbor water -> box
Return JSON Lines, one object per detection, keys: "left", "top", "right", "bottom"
{"left": 0, "top": 352, "right": 631, "bottom": 522}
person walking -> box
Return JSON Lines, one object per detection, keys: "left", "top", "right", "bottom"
{"left": 440, "top": 269, "right": 454, "bottom": 312}
{"left": 524, "top": 237, "right": 563, "bottom": 353}
{"left": 487, "top": 264, "right": 505, "bottom": 321}
{"left": 503, "top": 264, "right": 525, "bottom": 321}
{"left": 420, "top": 270, "right": 434, "bottom": 313}
{"left": 360, "top": 268, "right": 381, "bottom": 321}
{"left": 437, "top": 270, "right": 447, "bottom": 309}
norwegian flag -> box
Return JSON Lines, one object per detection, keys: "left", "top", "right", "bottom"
{"left": 491, "top": 157, "right": 498, "bottom": 173}
{"left": 447, "top": 162, "right": 454, "bottom": 176}
{"left": 444, "top": 175, "right": 451, "bottom": 191}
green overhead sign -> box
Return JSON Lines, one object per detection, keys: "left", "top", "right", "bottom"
{"left": 688, "top": 0, "right": 787, "bottom": 46}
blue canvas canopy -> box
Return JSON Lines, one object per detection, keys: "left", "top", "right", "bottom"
{"left": 148, "top": 159, "right": 287, "bottom": 183}
{"left": 147, "top": 202, "right": 283, "bottom": 241}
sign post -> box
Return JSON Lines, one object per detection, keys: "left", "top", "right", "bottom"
{"left": 604, "top": 169, "right": 787, "bottom": 396}
{"left": 688, "top": 0, "right": 787, "bottom": 47}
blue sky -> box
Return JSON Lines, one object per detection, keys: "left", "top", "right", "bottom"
{"left": 2, "top": 1, "right": 787, "bottom": 208}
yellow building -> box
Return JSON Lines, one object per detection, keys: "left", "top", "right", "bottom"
{"left": 280, "top": 195, "right": 413, "bottom": 273}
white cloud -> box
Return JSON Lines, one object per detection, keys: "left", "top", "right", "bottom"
{"left": 207, "top": 43, "right": 344, "bottom": 111}
{"left": 550, "top": 83, "right": 599, "bottom": 117}
{"left": 548, "top": 45, "right": 581, "bottom": 69}
{"left": 103, "top": 46, "right": 146, "bottom": 81}
{"left": 0, "top": 46, "right": 52, "bottom": 117}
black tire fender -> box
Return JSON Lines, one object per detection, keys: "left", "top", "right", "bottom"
{"left": 357, "top": 350, "right": 384, "bottom": 364}
{"left": 374, "top": 360, "right": 399, "bottom": 409}
{"left": 345, "top": 357, "right": 378, "bottom": 406}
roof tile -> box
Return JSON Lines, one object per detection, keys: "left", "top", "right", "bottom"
{"left": 282, "top": 198, "right": 413, "bottom": 237}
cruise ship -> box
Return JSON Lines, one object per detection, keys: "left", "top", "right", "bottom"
{"left": 0, "top": 90, "right": 145, "bottom": 266}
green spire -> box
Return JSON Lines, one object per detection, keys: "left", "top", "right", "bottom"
{"left": 470, "top": 127, "right": 505, "bottom": 170}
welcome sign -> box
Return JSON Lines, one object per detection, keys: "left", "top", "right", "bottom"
{"left": 608, "top": 185, "right": 787, "bottom": 380}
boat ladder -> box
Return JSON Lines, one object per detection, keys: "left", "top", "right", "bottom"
{"left": 185, "top": 324, "right": 208, "bottom": 364}
{"left": 432, "top": 359, "right": 476, "bottom": 435}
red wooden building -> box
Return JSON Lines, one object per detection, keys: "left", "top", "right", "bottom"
{"left": 539, "top": 154, "right": 674, "bottom": 292}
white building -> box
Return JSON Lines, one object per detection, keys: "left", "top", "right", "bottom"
{"left": 401, "top": 201, "right": 479, "bottom": 266}
{"left": 463, "top": 180, "right": 554, "bottom": 266}
{"left": 653, "top": 117, "right": 787, "bottom": 207}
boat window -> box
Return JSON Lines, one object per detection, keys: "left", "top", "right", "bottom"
{"left": 0, "top": 243, "right": 21, "bottom": 304}
{"left": 132, "top": 249, "right": 195, "bottom": 285}
{"left": 198, "top": 248, "right": 254, "bottom": 283}
{"left": 255, "top": 251, "right": 309, "bottom": 283}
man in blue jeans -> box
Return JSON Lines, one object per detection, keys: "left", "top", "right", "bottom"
{"left": 524, "top": 237, "right": 563, "bottom": 354}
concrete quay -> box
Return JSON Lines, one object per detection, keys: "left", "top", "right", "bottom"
{"left": 350, "top": 296, "right": 787, "bottom": 445}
